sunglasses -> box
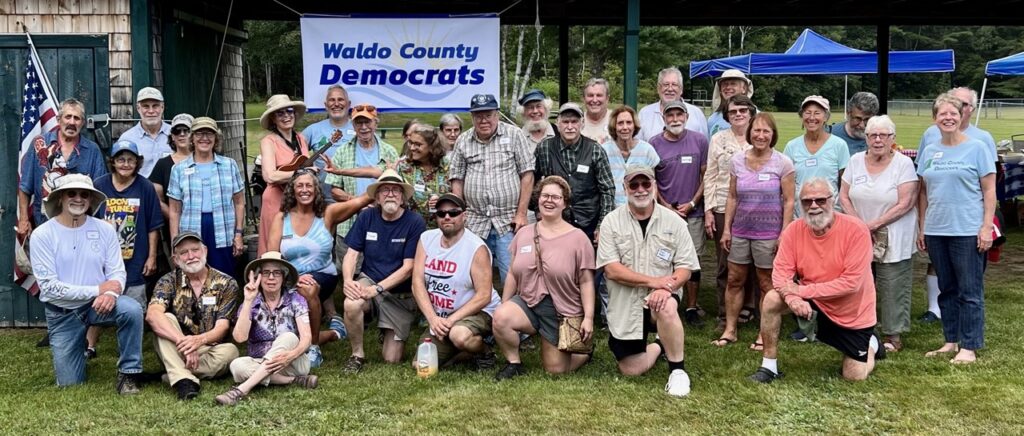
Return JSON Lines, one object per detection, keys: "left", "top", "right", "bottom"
{"left": 275, "top": 107, "right": 296, "bottom": 117}
{"left": 800, "top": 196, "right": 831, "bottom": 208}
{"left": 434, "top": 209, "right": 464, "bottom": 219}
{"left": 627, "top": 179, "right": 652, "bottom": 191}
{"left": 727, "top": 107, "right": 750, "bottom": 115}
{"left": 352, "top": 104, "right": 378, "bottom": 114}
{"left": 172, "top": 128, "right": 190, "bottom": 136}
{"left": 64, "top": 189, "right": 90, "bottom": 199}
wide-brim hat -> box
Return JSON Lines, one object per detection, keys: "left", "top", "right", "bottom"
{"left": 712, "top": 69, "right": 755, "bottom": 110}
{"left": 244, "top": 251, "right": 299, "bottom": 289}
{"left": 43, "top": 173, "right": 107, "bottom": 219}
{"left": 366, "top": 168, "right": 414, "bottom": 200}
{"left": 260, "top": 94, "right": 307, "bottom": 130}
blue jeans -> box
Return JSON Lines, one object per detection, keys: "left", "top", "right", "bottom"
{"left": 202, "top": 212, "right": 236, "bottom": 277}
{"left": 925, "top": 235, "right": 986, "bottom": 350}
{"left": 484, "top": 229, "right": 514, "bottom": 284}
{"left": 45, "top": 297, "right": 144, "bottom": 386}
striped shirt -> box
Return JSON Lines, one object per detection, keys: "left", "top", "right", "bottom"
{"left": 167, "top": 154, "right": 243, "bottom": 248}
{"left": 448, "top": 122, "right": 535, "bottom": 238}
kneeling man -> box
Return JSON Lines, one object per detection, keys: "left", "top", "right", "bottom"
{"left": 751, "top": 177, "right": 883, "bottom": 383}
{"left": 148, "top": 231, "right": 240, "bottom": 400}
{"left": 597, "top": 165, "right": 700, "bottom": 397}
{"left": 412, "top": 194, "right": 500, "bottom": 370}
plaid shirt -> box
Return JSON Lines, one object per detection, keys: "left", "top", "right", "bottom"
{"left": 324, "top": 136, "right": 398, "bottom": 236}
{"left": 397, "top": 155, "right": 451, "bottom": 228}
{"left": 534, "top": 135, "right": 617, "bottom": 230}
{"left": 149, "top": 267, "right": 239, "bottom": 337}
{"left": 167, "top": 154, "right": 243, "bottom": 248}
{"left": 448, "top": 122, "right": 535, "bottom": 238}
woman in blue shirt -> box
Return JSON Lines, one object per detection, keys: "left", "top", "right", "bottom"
{"left": 917, "top": 92, "right": 996, "bottom": 365}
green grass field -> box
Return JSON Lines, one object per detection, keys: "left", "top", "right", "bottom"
{"left": 243, "top": 103, "right": 1024, "bottom": 162}
{"left": 3, "top": 228, "right": 1024, "bottom": 434}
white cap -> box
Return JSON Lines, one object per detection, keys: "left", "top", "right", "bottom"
{"left": 136, "top": 87, "right": 164, "bottom": 102}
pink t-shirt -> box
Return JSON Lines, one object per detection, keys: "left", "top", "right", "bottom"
{"left": 772, "top": 213, "right": 876, "bottom": 329}
{"left": 509, "top": 224, "right": 596, "bottom": 317}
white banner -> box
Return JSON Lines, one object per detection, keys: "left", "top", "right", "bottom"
{"left": 300, "top": 15, "right": 500, "bottom": 112}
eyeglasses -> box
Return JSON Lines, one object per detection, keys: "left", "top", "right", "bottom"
{"left": 64, "top": 189, "right": 89, "bottom": 199}
{"left": 193, "top": 131, "right": 216, "bottom": 139}
{"left": 849, "top": 116, "right": 872, "bottom": 124}
{"left": 867, "top": 133, "right": 894, "bottom": 140}
{"left": 727, "top": 107, "right": 750, "bottom": 115}
{"left": 115, "top": 156, "right": 138, "bottom": 165}
{"left": 378, "top": 186, "right": 403, "bottom": 196}
{"left": 658, "top": 82, "right": 681, "bottom": 89}
{"left": 539, "top": 193, "right": 564, "bottom": 202}
{"left": 259, "top": 270, "right": 285, "bottom": 278}
{"left": 800, "top": 196, "right": 831, "bottom": 208}
{"left": 434, "top": 209, "right": 464, "bottom": 219}
{"left": 627, "top": 179, "right": 652, "bottom": 191}
{"left": 275, "top": 107, "right": 296, "bottom": 118}
{"left": 172, "top": 128, "right": 190, "bottom": 136}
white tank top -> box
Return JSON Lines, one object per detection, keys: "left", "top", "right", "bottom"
{"left": 420, "top": 228, "right": 500, "bottom": 317}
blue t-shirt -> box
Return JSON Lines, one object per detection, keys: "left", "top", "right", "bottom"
{"left": 345, "top": 208, "right": 426, "bottom": 293}
{"left": 354, "top": 143, "right": 381, "bottom": 196}
{"left": 783, "top": 134, "right": 850, "bottom": 213}
{"left": 194, "top": 162, "right": 217, "bottom": 212}
{"left": 917, "top": 139, "right": 996, "bottom": 236}
{"left": 302, "top": 119, "right": 356, "bottom": 204}
{"left": 918, "top": 124, "right": 997, "bottom": 164}
{"left": 829, "top": 122, "right": 868, "bottom": 156}
{"left": 94, "top": 174, "right": 164, "bottom": 286}
{"left": 706, "top": 112, "right": 731, "bottom": 139}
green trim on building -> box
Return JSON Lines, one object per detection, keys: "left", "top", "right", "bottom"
{"left": 131, "top": 0, "right": 152, "bottom": 97}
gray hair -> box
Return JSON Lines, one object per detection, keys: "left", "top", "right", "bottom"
{"left": 951, "top": 86, "right": 978, "bottom": 108}
{"left": 325, "top": 84, "right": 348, "bottom": 98}
{"left": 800, "top": 177, "right": 836, "bottom": 198}
{"left": 59, "top": 98, "right": 86, "bottom": 117}
{"left": 584, "top": 78, "right": 610, "bottom": 95}
{"left": 657, "top": 67, "right": 683, "bottom": 87}
{"left": 865, "top": 115, "right": 896, "bottom": 135}
{"left": 439, "top": 113, "right": 463, "bottom": 129}
{"left": 847, "top": 92, "right": 879, "bottom": 116}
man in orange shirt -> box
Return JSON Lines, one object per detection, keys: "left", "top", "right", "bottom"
{"left": 750, "top": 177, "right": 883, "bottom": 383}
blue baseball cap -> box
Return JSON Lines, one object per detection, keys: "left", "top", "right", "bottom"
{"left": 469, "top": 94, "right": 499, "bottom": 112}
{"left": 518, "top": 89, "right": 546, "bottom": 106}
{"left": 110, "top": 139, "right": 140, "bottom": 157}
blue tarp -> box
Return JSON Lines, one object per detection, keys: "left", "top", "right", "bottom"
{"left": 986, "top": 51, "right": 1024, "bottom": 76}
{"left": 690, "top": 29, "right": 955, "bottom": 78}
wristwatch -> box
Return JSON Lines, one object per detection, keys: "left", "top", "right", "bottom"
{"left": 374, "top": 284, "right": 385, "bottom": 295}
{"left": 688, "top": 201, "right": 696, "bottom": 209}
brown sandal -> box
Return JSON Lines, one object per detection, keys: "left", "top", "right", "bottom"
{"left": 292, "top": 374, "right": 319, "bottom": 389}
{"left": 883, "top": 335, "right": 903, "bottom": 352}
{"left": 215, "top": 387, "right": 246, "bottom": 406}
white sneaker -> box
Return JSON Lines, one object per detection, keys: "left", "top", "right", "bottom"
{"left": 665, "top": 369, "right": 691, "bottom": 397}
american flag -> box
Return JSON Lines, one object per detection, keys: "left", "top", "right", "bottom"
{"left": 16, "top": 38, "right": 59, "bottom": 296}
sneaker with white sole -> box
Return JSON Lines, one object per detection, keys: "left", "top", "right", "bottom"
{"left": 306, "top": 345, "right": 323, "bottom": 368}
{"left": 329, "top": 315, "right": 347, "bottom": 340}
{"left": 665, "top": 369, "right": 691, "bottom": 397}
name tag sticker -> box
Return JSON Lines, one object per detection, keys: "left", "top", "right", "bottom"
{"left": 933, "top": 152, "right": 944, "bottom": 159}
{"left": 680, "top": 156, "right": 693, "bottom": 164}
{"left": 805, "top": 158, "right": 818, "bottom": 167}
{"left": 87, "top": 231, "right": 100, "bottom": 240}
{"left": 202, "top": 296, "right": 216, "bottom": 306}
{"left": 520, "top": 245, "right": 533, "bottom": 253}
{"left": 183, "top": 168, "right": 196, "bottom": 176}
{"left": 499, "top": 137, "right": 511, "bottom": 145}
{"left": 128, "top": 199, "right": 140, "bottom": 206}
{"left": 656, "top": 248, "right": 672, "bottom": 262}
{"left": 576, "top": 164, "right": 590, "bottom": 174}
{"left": 757, "top": 173, "right": 770, "bottom": 181}
{"left": 347, "top": 129, "right": 356, "bottom": 136}
{"left": 161, "top": 152, "right": 172, "bottom": 158}
{"left": 854, "top": 175, "right": 868, "bottom": 185}
{"left": 414, "top": 184, "right": 426, "bottom": 193}
{"left": 366, "top": 232, "right": 378, "bottom": 241}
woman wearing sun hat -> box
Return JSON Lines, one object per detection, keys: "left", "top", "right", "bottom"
{"left": 215, "top": 251, "right": 317, "bottom": 406}
{"left": 258, "top": 94, "right": 310, "bottom": 255}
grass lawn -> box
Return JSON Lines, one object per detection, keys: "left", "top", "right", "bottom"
{"left": 3, "top": 227, "right": 1024, "bottom": 434}
{"left": 243, "top": 103, "right": 1024, "bottom": 165}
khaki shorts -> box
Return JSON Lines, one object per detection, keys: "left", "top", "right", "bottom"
{"left": 687, "top": 216, "right": 706, "bottom": 256}
{"left": 419, "top": 312, "right": 493, "bottom": 363}
{"left": 357, "top": 274, "right": 419, "bottom": 341}
{"left": 728, "top": 236, "right": 777, "bottom": 269}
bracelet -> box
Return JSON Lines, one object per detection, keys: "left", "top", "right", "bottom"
{"left": 103, "top": 291, "right": 120, "bottom": 299}
{"left": 234, "top": 229, "right": 243, "bottom": 235}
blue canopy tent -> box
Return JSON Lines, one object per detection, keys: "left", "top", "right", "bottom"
{"left": 977, "top": 51, "right": 1024, "bottom": 125}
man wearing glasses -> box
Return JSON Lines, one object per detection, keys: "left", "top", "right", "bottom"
{"left": 120, "top": 87, "right": 172, "bottom": 177}
{"left": 750, "top": 177, "right": 882, "bottom": 384}
{"left": 638, "top": 67, "right": 708, "bottom": 143}
{"left": 411, "top": 194, "right": 501, "bottom": 370}
{"left": 829, "top": 92, "right": 879, "bottom": 156}
{"left": 597, "top": 165, "right": 700, "bottom": 397}
{"left": 340, "top": 170, "right": 426, "bottom": 373}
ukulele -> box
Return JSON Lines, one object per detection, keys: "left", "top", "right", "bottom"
{"left": 278, "top": 139, "right": 336, "bottom": 171}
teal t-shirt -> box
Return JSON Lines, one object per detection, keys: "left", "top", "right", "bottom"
{"left": 783, "top": 134, "right": 850, "bottom": 215}
{"left": 917, "top": 138, "right": 996, "bottom": 236}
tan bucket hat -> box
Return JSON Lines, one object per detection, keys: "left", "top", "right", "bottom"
{"left": 366, "top": 168, "right": 414, "bottom": 201}
{"left": 43, "top": 173, "right": 107, "bottom": 219}
{"left": 259, "top": 94, "right": 307, "bottom": 130}
{"left": 243, "top": 251, "right": 299, "bottom": 290}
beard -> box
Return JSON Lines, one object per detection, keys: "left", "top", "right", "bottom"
{"left": 805, "top": 209, "right": 834, "bottom": 232}
{"left": 849, "top": 127, "right": 866, "bottom": 139}
{"left": 66, "top": 203, "right": 89, "bottom": 217}
{"left": 666, "top": 124, "right": 685, "bottom": 136}
{"left": 440, "top": 223, "right": 462, "bottom": 238}
{"left": 177, "top": 257, "right": 207, "bottom": 274}
{"left": 381, "top": 201, "right": 401, "bottom": 215}
{"left": 522, "top": 119, "right": 549, "bottom": 134}
{"left": 628, "top": 194, "right": 654, "bottom": 209}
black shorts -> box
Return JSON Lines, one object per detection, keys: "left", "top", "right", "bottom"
{"left": 811, "top": 301, "right": 876, "bottom": 363}
{"left": 607, "top": 294, "right": 681, "bottom": 361}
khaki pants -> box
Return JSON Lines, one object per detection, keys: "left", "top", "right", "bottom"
{"left": 154, "top": 313, "right": 238, "bottom": 386}
{"left": 229, "top": 332, "right": 310, "bottom": 385}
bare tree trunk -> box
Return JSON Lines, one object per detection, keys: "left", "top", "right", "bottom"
{"left": 501, "top": 26, "right": 508, "bottom": 108}
{"left": 265, "top": 63, "right": 272, "bottom": 96}
{"left": 510, "top": 27, "right": 526, "bottom": 111}
{"left": 739, "top": 26, "right": 752, "bottom": 52}
{"left": 728, "top": 26, "right": 733, "bottom": 56}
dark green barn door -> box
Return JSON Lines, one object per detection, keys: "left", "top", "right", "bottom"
{"left": 0, "top": 35, "right": 110, "bottom": 327}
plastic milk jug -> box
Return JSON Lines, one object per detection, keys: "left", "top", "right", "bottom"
{"left": 416, "top": 338, "right": 439, "bottom": 378}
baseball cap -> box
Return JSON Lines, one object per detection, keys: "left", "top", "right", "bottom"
{"left": 469, "top": 94, "right": 499, "bottom": 112}
{"left": 435, "top": 193, "right": 467, "bottom": 210}
{"left": 170, "top": 113, "right": 194, "bottom": 130}
{"left": 171, "top": 231, "right": 202, "bottom": 248}
{"left": 662, "top": 100, "right": 688, "bottom": 114}
{"left": 623, "top": 164, "right": 655, "bottom": 183}
{"left": 518, "top": 89, "right": 546, "bottom": 106}
{"left": 557, "top": 102, "right": 584, "bottom": 118}
{"left": 110, "top": 139, "right": 140, "bottom": 157}
{"left": 801, "top": 95, "right": 830, "bottom": 112}
{"left": 350, "top": 103, "right": 378, "bottom": 121}
{"left": 136, "top": 87, "right": 164, "bottom": 102}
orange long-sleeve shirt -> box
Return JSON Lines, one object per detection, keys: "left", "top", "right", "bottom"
{"left": 772, "top": 213, "right": 876, "bottom": 329}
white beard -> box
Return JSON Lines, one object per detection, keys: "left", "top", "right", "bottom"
{"left": 382, "top": 201, "right": 401, "bottom": 215}
{"left": 66, "top": 203, "right": 89, "bottom": 216}
{"left": 177, "top": 257, "right": 207, "bottom": 274}
{"left": 522, "top": 119, "right": 549, "bottom": 134}
{"left": 666, "top": 124, "right": 685, "bottom": 136}
{"left": 628, "top": 194, "right": 653, "bottom": 209}
{"left": 805, "top": 209, "right": 834, "bottom": 232}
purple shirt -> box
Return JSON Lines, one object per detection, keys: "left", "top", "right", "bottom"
{"left": 242, "top": 289, "right": 309, "bottom": 358}
{"left": 730, "top": 150, "right": 795, "bottom": 240}
{"left": 650, "top": 130, "right": 709, "bottom": 217}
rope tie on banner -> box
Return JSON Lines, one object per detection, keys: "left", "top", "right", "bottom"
{"left": 205, "top": 0, "right": 235, "bottom": 116}
{"left": 272, "top": 0, "right": 304, "bottom": 17}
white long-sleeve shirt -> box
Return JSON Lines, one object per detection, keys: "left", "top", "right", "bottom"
{"left": 30, "top": 216, "right": 126, "bottom": 310}
{"left": 637, "top": 101, "right": 709, "bottom": 143}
